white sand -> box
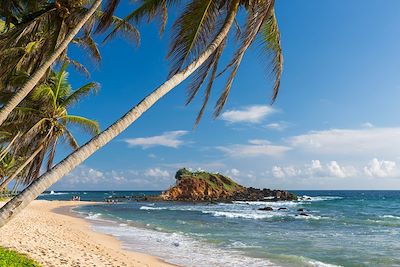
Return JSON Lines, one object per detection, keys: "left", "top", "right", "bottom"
{"left": 0, "top": 200, "right": 177, "bottom": 267}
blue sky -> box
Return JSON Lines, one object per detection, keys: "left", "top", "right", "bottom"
{"left": 52, "top": 1, "right": 400, "bottom": 190}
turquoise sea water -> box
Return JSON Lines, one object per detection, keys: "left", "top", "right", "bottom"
{"left": 39, "top": 191, "right": 400, "bottom": 267}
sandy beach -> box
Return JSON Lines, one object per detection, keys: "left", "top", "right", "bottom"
{"left": 0, "top": 200, "right": 176, "bottom": 267}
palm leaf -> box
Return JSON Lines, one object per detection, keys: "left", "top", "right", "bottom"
{"left": 214, "top": 4, "right": 273, "bottom": 117}
{"left": 103, "top": 0, "right": 180, "bottom": 43}
{"left": 260, "top": 9, "right": 283, "bottom": 103}
{"left": 53, "top": 61, "right": 71, "bottom": 101}
{"left": 62, "top": 115, "right": 100, "bottom": 136}
{"left": 96, "top": 0, "right": 121, "bottom": 33}
{"left": 73, "top": 34, "right": 101, "bottom": 62}
{"left": 194, "top": 38, "right": 226, "bottom": 125}
{"left": 62, "top": 128, "right": 79, "bottom": 150}
{"left": 167, "top": 0, "right": 219, "bottom": 76}
{"left": 102, "top": 15, "right": 140, "bottom": 45}
{"left": 65, "top": 57, "right": 90, "bottom": 78}
{"left": 61, "top": 82, "right": 100, "bottom": 108}
{"left": 46, "top": 136, "right": 58, "bottom": 171}
{"left": 31, "top": 84, "right": 56, "bottom": 104}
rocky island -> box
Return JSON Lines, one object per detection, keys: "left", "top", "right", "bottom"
{"left": 160, "top": 168, "right": 297, "bottom": 202}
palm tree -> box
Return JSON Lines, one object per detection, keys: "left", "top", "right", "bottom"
{"left": 0, "top": 151, "right": 17, "bottom": 184}
{"left": 0, "top": 62, "right": 100, "bottom": 192}
{"left": 0, "top": 0, "right": 282, "bottom": 226}
{"left": 0, "top": 0, "right": 102, "bottom": 126}
{"left": 106, "top": 0, "right": 282, "bottom": 123}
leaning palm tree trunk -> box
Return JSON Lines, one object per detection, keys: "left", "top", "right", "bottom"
{"left": 0, "top": 145, "right": 43, "bottom": 193}
{"left": 0, "top": 0, "right": 102, "bottom": 126}
{"left": 0, "top": 0, "right": 240, "bottom": 227}
{"left": 0, "top": 132, "right": 21, "bottom": 161}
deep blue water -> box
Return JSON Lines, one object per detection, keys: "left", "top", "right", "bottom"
{"left": 40, "top": 190, "right": 400, "bottom": 267}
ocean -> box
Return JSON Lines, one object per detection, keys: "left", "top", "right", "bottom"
{"left": 39, "top": 190, "right": 400, "bottom": 267}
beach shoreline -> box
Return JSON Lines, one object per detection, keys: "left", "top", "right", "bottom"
{"left": 0, "top": 200, "right": 176, "bottom": 267}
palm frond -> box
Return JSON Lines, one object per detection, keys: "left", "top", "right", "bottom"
{"left": 62, "top": 115, "right": 100, "bottom": 136}
{"left": 61, "top": 82, "right": 100, "bottom": 108}
{"left": 62, "top": 128, "right": 79, "bottom": 150}
{"left": 102, "top": 15, "right": 140, "bottom": 46}
{"left": 46, "top": 136, "right": 58, "bottom": 171}
{"left": 194, "top": 38, "right": 226, "bottom": 126}
{"left": 186, "top": 51, "right": 216, "bottom": 106}
{"left": 103, "top": 0, "right": 181, "bottom": 43}
{"left": 167, "top": 0, "right": 219, "bottom": 76}
{"left": 73, "top": 34, "right": 101, "bottom": 62}
{"left": 31, "top": 83, "right": 56, "bottom": 104}
{"left": 214, "top": 4, "right": 272, "bottom": 117}
{"left": 20, "top": 118, "right": 49, "bottom": 147}
{"left": 260, "top": 8, "right": 283, "bottom": 103}
{"left": 65, "top": 57, "right": 90, "bottom": 78}
{"left": 96, "top": 0, "right": 121, "bottom": 33}
{"left": 53, "top": 61, "right": 71, "bottom": 101}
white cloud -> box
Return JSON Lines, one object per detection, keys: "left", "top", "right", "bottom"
{"left": 326, "top": 161, "right": 350, "bottom": 178}
{"left": 271, "top": 166, "right": 286, "bottom": 178}
{"left": 248, "top": 139, "right": 271, "bottom": 145}
{"left": 288, "top": 127, "right": 400, "bottom": 156}
{"left": 271, "top": 160, "right": 357, "bottom": 179}
{"left": 266, "top": 122, "right": 289, "bottom": 131}
{"left": 217, "top": 139, "right": 291, "bottom": 157}
{"left": 144, "top": 168, "right": 170, "bottom": 178}
{"left": 64, "top": 166, "right": 105, "bottom": 185}
{"left": 229, "top": 168, "right": 240, "bottom": 176}
{"left": 364, "top": 158, "right": 397, "bottom": 178}
{"left": 56, "top": 165, "right": 175, "bottom": 190}
{"left": 125, "top": 130, "right": 188, "bottom": 148}
{"left": 220, "top": 105, "right": 276, "bottom": 124}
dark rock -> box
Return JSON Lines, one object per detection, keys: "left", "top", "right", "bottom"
{"left": 278, "top": 207, "right": 287, "bottom": 210}
{"left": 299, "top": 212, "right": 309, "bottom": 216}
{"left": 258, "top": 207, "right": 273, "bottom": 211}
{"left": 297, "top": 208, "right": 304, "bottom": 212}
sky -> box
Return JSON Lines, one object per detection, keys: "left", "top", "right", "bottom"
{"left": 51, "top": 0, "right": 400, "bottom": 190}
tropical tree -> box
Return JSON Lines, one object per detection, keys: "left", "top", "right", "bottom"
{"left": 0, "top": 62, "right": 100, "bottom": 193}
{"left": 0, "top": 0, "right": 103, "bottom": 125}
{"left": 0, "top": 0, "right": 283, "bottom": 226}
{"left": 0, "top": 151, "right": 17, "bottom": 184}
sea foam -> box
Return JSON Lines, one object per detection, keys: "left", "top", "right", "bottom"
{"left": 87, "top": 220, "right": 278, "bottom": 267}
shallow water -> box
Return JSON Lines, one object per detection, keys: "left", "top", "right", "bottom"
{"left": 40, "top": 190, "right": 400, "bottom": 267}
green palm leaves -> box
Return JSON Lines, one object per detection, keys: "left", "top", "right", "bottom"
{"left": 106, "top": 0, "right": 283, "bottom": 124}
{"left": 0, "top": 62, "right": 100, "bottom": 187}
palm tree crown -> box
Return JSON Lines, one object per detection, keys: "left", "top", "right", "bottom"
{"left": 105, "top": 0, "right": 282, "bottom": 124}
{"left": 0, "top": 61, "right": 100, "bottom": 187}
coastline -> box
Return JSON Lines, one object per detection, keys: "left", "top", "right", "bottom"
{"left": 0, "top": 200, "right": 176, "bottom": 267}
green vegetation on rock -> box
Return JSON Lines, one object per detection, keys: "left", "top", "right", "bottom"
{"left": 164, "top": 168, "right": 297, "bottom": 202}
{"left": 175, "top": 168, "right": 242, "bottom": 192}
{"left": 0, "top": 247, "right": 41, "bottom": 267}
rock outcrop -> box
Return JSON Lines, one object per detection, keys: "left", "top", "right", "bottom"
{"left": 161, "top": 168, "right": 297, "bottom": 202}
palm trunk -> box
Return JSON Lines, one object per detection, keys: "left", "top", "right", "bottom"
{"left": 0, "top": 146, "right": 43, "bottom": 193}
{"left": 0, "top": 0, "right": 240, "bottom": 227}
{"left": 0, "top": 0, "right": 102, "bottom": 126}
{"left": 0, "top": 132, "right": 21, "bottom": 161}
